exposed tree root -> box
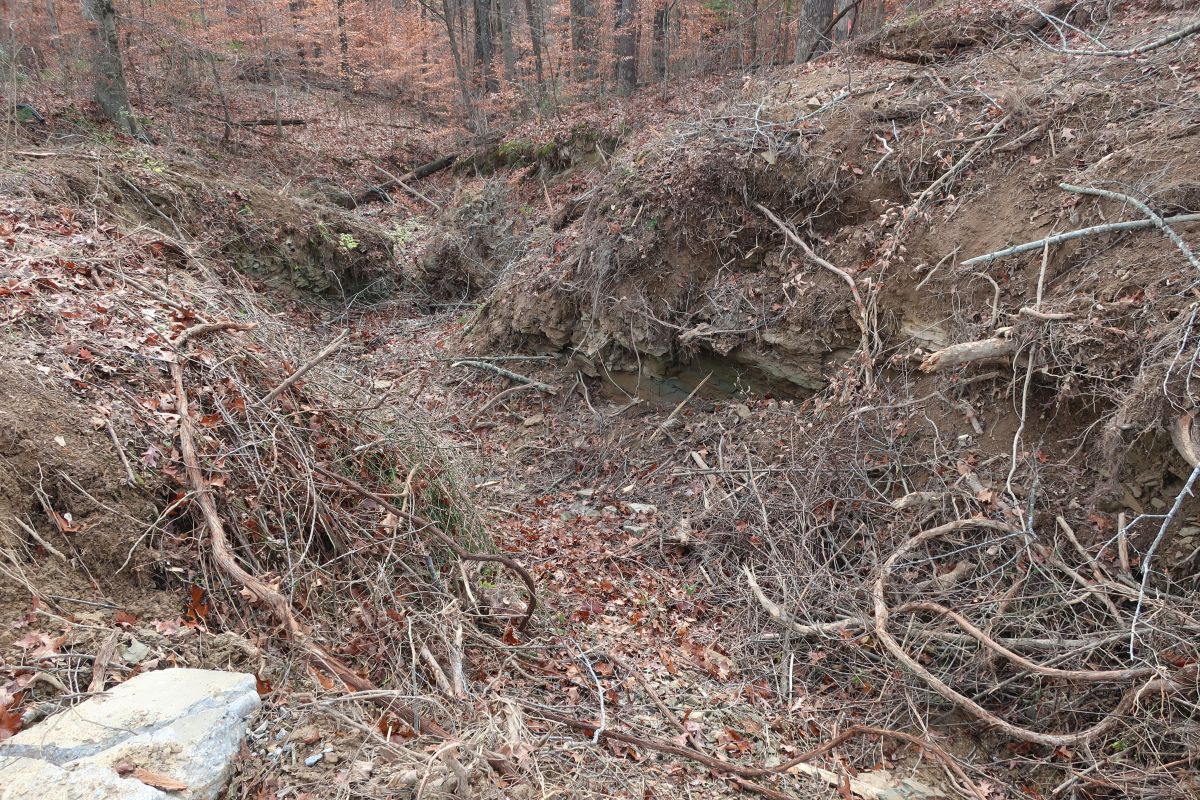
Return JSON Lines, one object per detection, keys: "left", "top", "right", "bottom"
{"left": 873, "top": 519, "right": 1191, "bottom": 746}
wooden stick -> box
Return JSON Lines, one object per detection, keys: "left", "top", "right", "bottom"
{"left": 106, "top": 418, "right": 138, "bottom": 486}
{"left": 1060, "top": 19, "right": 1200, "bottom": 56}
{"left": 88, "top": 628, "right": 122, "bottom": 693}
{"left": 913, "top": 116, "right": 1009, "bottom": 209}
{"left": 1060, "top": 183, "right": 1200, "bottom": 272}
{"left": 648, "top": 373, "right": 710, "bottom": 444}
{"left": 261, "top": 329, "right": 350, "bottom": 406}
{"left": 10, "top": 516, "right": 67, "bottom": 562}
{"left": 451, "top": 360, "right": 557, "bottom": 394}
{"left": 960, "top": 214, "right": 1200, "bottom": 266}
{"left": 744, "top": 567, "right": 862, "bottom": 637}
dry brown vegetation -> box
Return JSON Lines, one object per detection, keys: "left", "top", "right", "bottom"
{"left": 2, "top": 2, "right": 1200, "bottom": 800}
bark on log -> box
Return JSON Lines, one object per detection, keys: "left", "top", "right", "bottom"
{"left": 348, "top": 153, "right": 459, "bottom": 208}
{"left": 920, "top": 337, "right": 1017, "bottom": 372}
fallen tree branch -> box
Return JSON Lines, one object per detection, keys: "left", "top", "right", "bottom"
{"left": 260, "top": 329, "right": 350, "bottom": 406}
{"left": 874, "top": 519, "right": 1183, "bottom": 746}
{"left": 919, "top": 337, "right": 1017, "bottom": 372}
{"left": 1060, "top": 183, "right": 1200, "bottom": 272}
{"left": 744, "top": 567, "right": 862, "bottom": 637}
{"left": 913, "top": 116, "right": 1009, "bottom": 209}
{"left": 960, "top": 214, "right": 1200, "bottom": 266}
{"left": 467, "top": 383, "right": 542, "bottom": 426}
{"left": 351, "top": 153, "right": 459, "bottom": 207}
{"left": 452, "top": 360, "right": 557, "bottom": 394}
{"left": 1129, "top": 463, "right": 1200, "bottom": 658}
{"left": 892, "top": 600, "right": 1156, "bottom": 682}
{"left": 523, "top": 703, "right": 987, "bottom": 800}
{"left": 10, "top": 516, "right": 67, "bottom": 562}
{"left": 313, "top": 465, "right": 538, "bottom": 632}
{"left": 648, "top": 373, "right": 710, "bottom": 444}
{"left": 235, "top": 117, "right": 308, "bottom": 126}
{"left": 171, "top": 321, "right": 452, "bottom": 738}
{"left": 1059, "top": 18, "right": 1200, "bottom": 57}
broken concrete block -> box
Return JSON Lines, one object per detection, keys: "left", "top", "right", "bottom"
{"left": 0, "top": 668, "right": 260, "bottom": 800}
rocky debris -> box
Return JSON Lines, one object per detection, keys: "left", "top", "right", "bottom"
{"left": 0, "top": 668, "right": 260, "bottom": 800}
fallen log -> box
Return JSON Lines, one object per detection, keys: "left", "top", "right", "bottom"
{"left": 236, "top": 118, "right": 308, "bottom": 127}
{"left": 350, "top": 153, "right": 459, "bottom": 207}
{"left": 920, "top": 337, "right": 1016, "bottom": 372}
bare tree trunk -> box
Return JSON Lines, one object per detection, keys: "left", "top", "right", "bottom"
{"left": 651, "top": 2, "right": 669, "bottom": 80}
{"left": 45, "top": 0, "right": 68, "bottom": 74}
{"left": 473, "top": 0, "right": 497, "bottom": 92}
{"left": 442, "top": 0, "right": 480, "bottom": 127}
{"left": 336, "top": 0, "right": 352, "bottom": 96}
{"left": 80, "top": 0, "right": 147, "bottom": 140}
{"left": 745, "top": 0, "right": 758, "bottom": 67}
{"left": 570, "top": 0, "right": 597, "bottom": 81}
{"left": 522, "top": 0, "right": 545, "bottom": 90}
{"left": 613, "top": 0, "right": 636, "bottom": 95}
{"left": 498, "top": 0, "right": 516, "bottom": 83}
{"left": 289, "top": 0, "right": 307, "bottom": 67}
{"left": 794, "top": 0, "right": 835, "bottom": 63}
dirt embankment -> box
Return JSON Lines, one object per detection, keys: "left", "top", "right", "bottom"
{"left": 4, "top": 151, "right": 402, "bottom": 298}
{"left": 437, "top": 6, "right": 1200, "bottom": 797}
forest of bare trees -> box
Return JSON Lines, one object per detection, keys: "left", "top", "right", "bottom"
{"left": 4, "top": 0, "right": 888, "bottom": 133}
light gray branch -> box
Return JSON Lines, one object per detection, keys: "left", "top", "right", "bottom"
{"left": 961, "top": 214, "right": 1200, "bottom": 266}
{"left": 1060, "top": 183, "right": 1200, "bottom": 272}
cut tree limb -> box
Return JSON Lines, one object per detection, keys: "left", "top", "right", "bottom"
{"left": 1060, "top": 183, "right": 1200, "bottom": 272}
{"left": 260, "top": 329, "right": 350, "bottom": 406}
{"left": 452, "top": 360, "right": 557, "bottom": 394}
{"left": 960, "top": 214, "right": 1200, "bottom": 266}
{"left": 351, "top": 153, "right": 459, "bottom": 207}
{"left": 919, "top": 337, "right": 1016, "bottom": 372}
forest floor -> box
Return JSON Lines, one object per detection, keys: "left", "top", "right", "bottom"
{"left": 3, "top": 2, "right": 1200, "bottom": 800}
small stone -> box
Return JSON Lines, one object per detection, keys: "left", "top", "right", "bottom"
{"left": 733, "top": 403, "right": 752, "bottom": 420}
{"left": 304, "top": 751, "right": 324, "bottom": 767}
{"left": 626, "top": 502, "right": 657, "bottom": 516}
{"left": 121, "top": 638, "right": 151, "bottom": 664}
{"left": 1150, "top": 497, "right": 1167, "bottom": 510}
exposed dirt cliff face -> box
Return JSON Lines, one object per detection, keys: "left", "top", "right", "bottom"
{"left": 6, "top": 153, "right": 400, "bottom": 298}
